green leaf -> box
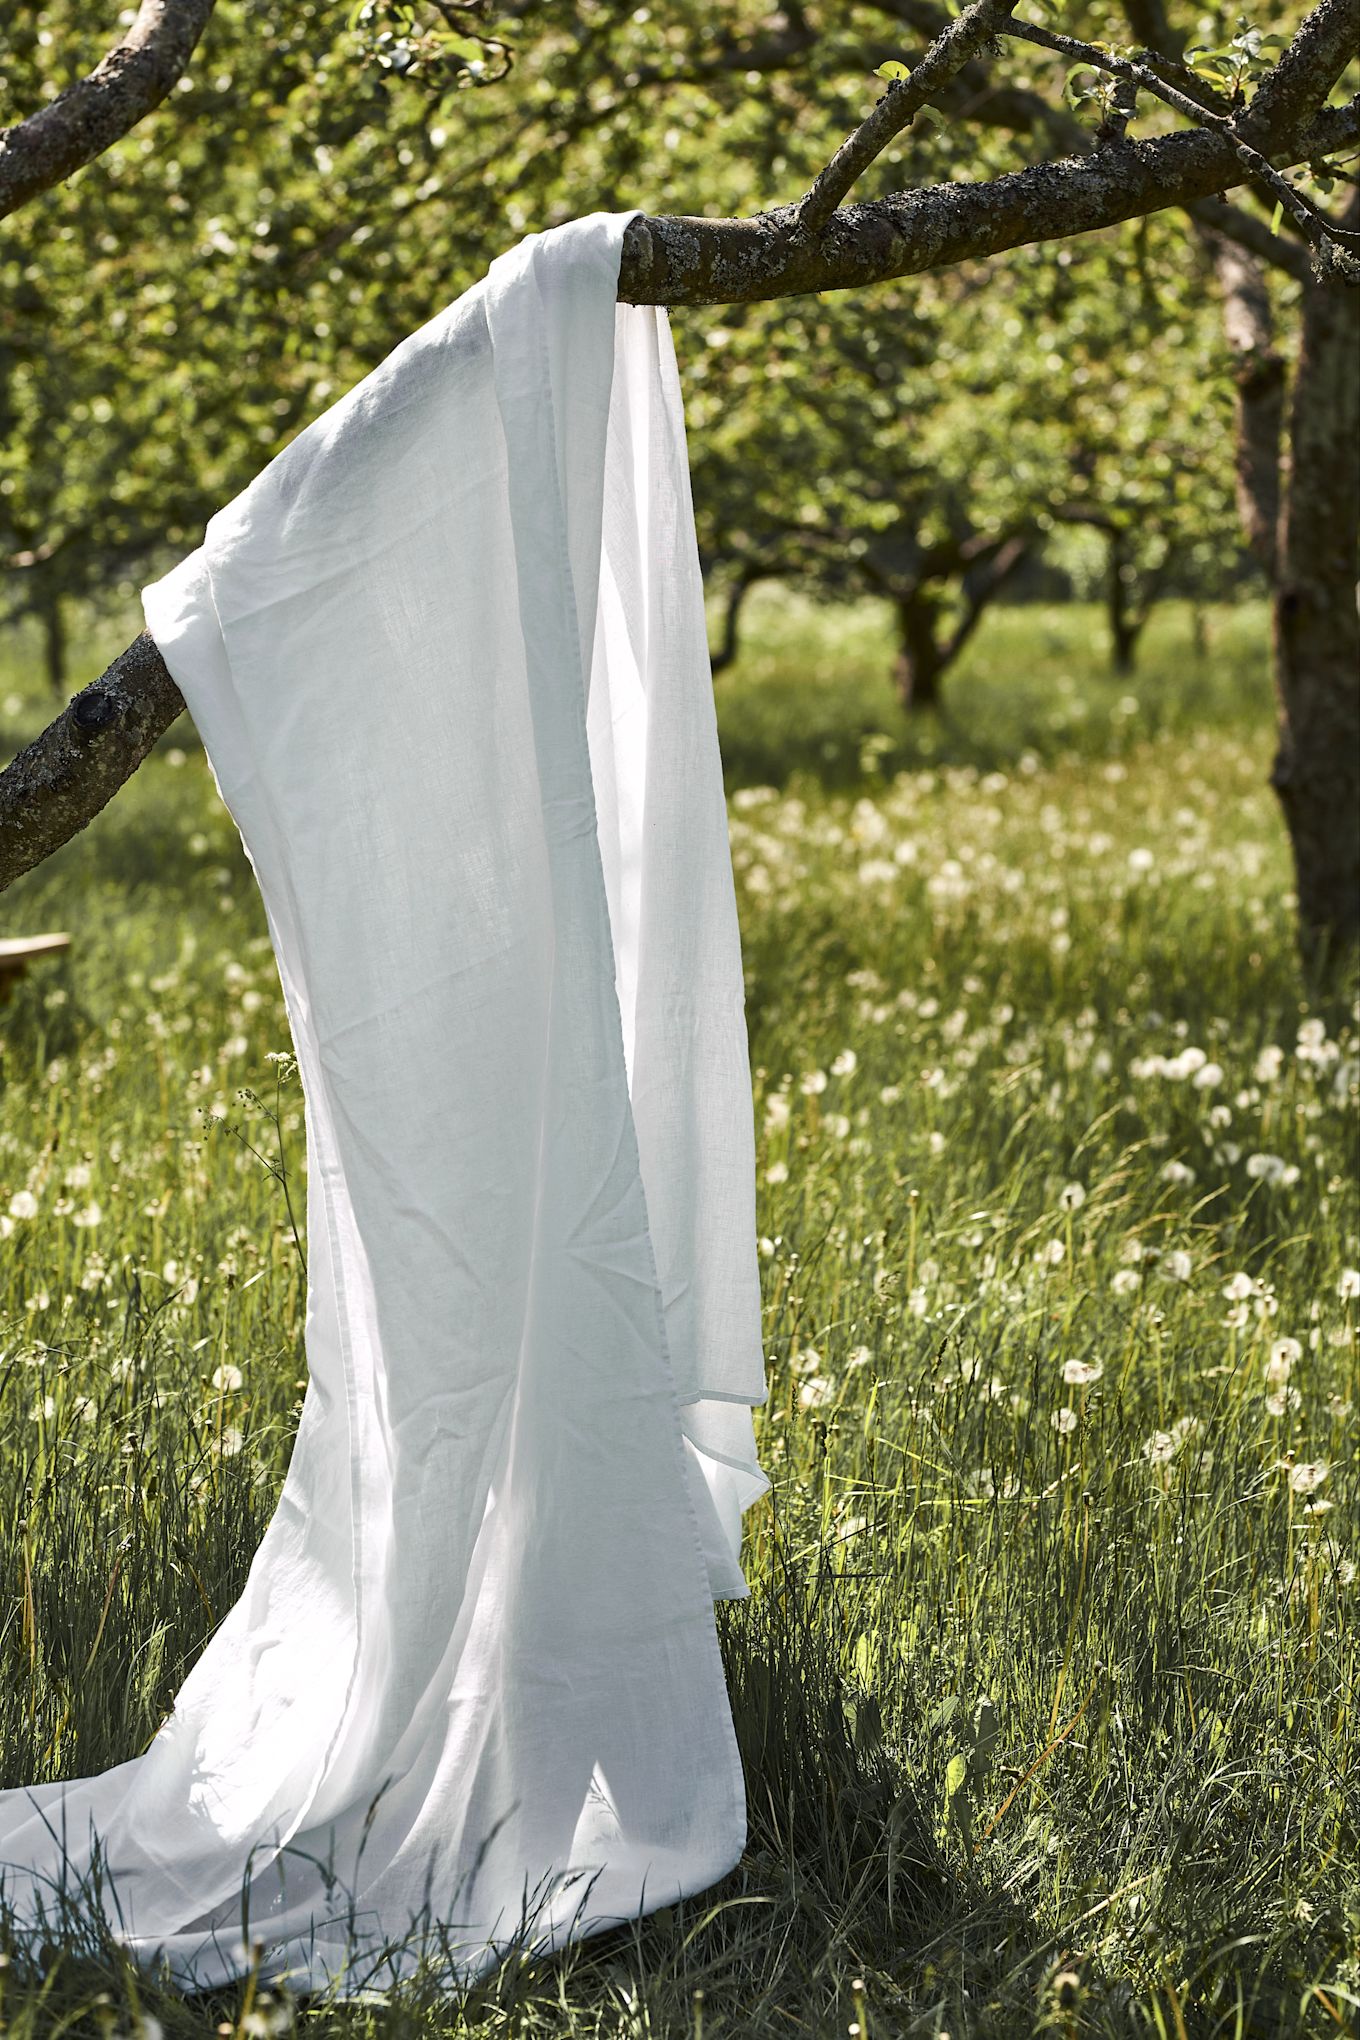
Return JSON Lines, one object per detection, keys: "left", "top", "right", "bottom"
{"left": 944, "top": 1751, "right": 969, "bottom": 1799}
{"left": 435, "top": 32, "right": 486, "bottom": 62}
{"left": 913, "top": 103, "right": 949, "bottom": 130}
{"left": 875, "top": 59, "right": 911, "bottom": 82}
{"left": 1269, "top": 199, "right": 1284, "bottom": 236}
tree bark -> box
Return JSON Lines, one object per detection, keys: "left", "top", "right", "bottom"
{"left": 1105, "top": 527, "right": 1143, "bottom": 675}
{"left": 0, "top": 633, "right": 185, "bottom": 889}
{"left": 1199, "top": 224, "right": 1287, "bottom": 578}
{"left": 708, "top": 565, "right": 780, "bottom": 677}
{"left": 0, "top": 1, "right": 216, "bottom": 220}
{"left": 894, "top": 594, "right": 945, "bottom": 711}
{"left": 1269, "top": 201, "right": 1360, "bottom": 970}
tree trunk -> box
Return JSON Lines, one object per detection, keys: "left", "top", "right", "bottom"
{"left": 1200, "top": 226, "right": 1285, "bottom": 578}
{"left": 708, "top": 564, "right": 773, "bottom": 677}
{"left": 1270, "top": 224, "right": 1360, "bottom": 969}
{"left": 893, "top": 594, "right": 944, "bottom": 711}
{"left": 1105, "top": 527, "right": 1143, "bottom": 675}
{"left": 1190, "top": 600, "right": 1210, "bottom": 658}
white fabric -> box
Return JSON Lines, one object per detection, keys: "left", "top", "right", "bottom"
{"left": 0, "top": 211, "right": 768, "bottom": 1995}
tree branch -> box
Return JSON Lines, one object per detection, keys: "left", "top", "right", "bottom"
{"left": 2, "top": 8, "right": 1356, "bottom": 897}
{"left": 0, "top": 635, "right": 186, "bottom": 887}
{"left": 799, "top": 0, "right": 1016, "bottom": 231}
{"left": 999, "top": 10, "right": 1360, "bottom": 268}
{"left": 621, "top": 98, "right": 1358, "bottom": 304}
{"left": 0, "top": 1, "right": 216, "bottom": 219}
{"left": 1238, "top": 0, "right": 1360, "bottom": 149}
{"left": 1188, "top": 193, "right": 1313, "bottom": 283}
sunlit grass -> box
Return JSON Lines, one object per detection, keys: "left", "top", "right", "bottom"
{"left": 0, "top": 597, "right": 1355, "bottom": 2037}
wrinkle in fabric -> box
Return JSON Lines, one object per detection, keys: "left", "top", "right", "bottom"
{"left": 0, "top": 211, "right": 768, "bottom": 1995}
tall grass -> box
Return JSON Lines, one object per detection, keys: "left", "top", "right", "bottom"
{"left": 0, "top": 595, "right": 1355, "bottom": 2037}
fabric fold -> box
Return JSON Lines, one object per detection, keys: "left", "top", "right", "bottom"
{"left": 0, "top": 210, "right": 768, "bottom": 1995}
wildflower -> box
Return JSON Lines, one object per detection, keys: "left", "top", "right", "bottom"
{"left": 7, "top": 1190, "right": 38, "bottom": 1220}
{"left": 1266, "top": 1338, "right": 1301, "bottom": 1385}
{"left": 825, "top": 1113, "right": 851, "bottom": 1139}
{"left": 1246, "top": 1152, "right": 1299, "bottom": 1186}
{"left": 1059, "top": 1182, "right": 1086, "bottom": 1211}
{"left": 1062, "top": 1359, "right": 1103, "bottom": 1386}
{"left": 764, "top": 1093, "right": 790, "bottom": 1131}
{"left": 798, "top": 1376, "right": 834, "bottom": 1410}
{"left": 830, "top": 1049, "right": 857, "bottom": 1077}
{"left": 213, "top": 1363, "right": 245, "bottom": 1393}
{"left": 970, "top": 1468, "right": 1021, "bottom": 1500}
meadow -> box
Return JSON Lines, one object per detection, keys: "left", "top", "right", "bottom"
{"left": 0, "top": 592, "right": 1355, "bottom": 2038}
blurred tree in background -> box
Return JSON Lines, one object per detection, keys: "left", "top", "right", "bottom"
{"left": 0, "top": 0, "right": 1354, "bottom": 955}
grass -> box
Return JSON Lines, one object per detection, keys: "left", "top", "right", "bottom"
{"left": 0, "top": 592, "right": 1355, "bottom": 2037}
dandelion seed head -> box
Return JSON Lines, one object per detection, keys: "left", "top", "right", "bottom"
{"left": 1062, "top": 1359, "right": 1104, "bottom": 1386}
